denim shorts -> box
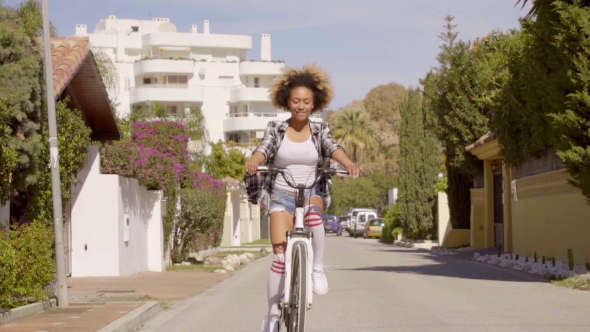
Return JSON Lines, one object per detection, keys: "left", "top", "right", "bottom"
{"left": 268, "top": 187, "right": 324, "bottom": 215}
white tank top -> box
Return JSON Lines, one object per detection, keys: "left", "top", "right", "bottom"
{"left": 273, "top": 134, "right": 318, "bottom": 192}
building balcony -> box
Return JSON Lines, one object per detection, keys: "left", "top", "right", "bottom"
{"left": 223, "top": 112, "right": 322, "bottom": 133}
{"left": 142, "top": 33, "right": 251, "bottom": 50}
{"left": 239, "top": 60, "right": 285, "bottom": 76}
{"left": 224, "top": 112, "right": 288, "bottom": 132}
{"left": 229, "top": 85, "right": 271, "bottom": 103}
{"left": 133, "top": 58, "right": 195, "bottom": 75}
{"left": 129, "top": 84, "right": 204, "bottom": 104}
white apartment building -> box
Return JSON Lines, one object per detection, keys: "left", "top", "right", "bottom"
{"left": 74, "top": 15, "right": 322, "bottom": 151}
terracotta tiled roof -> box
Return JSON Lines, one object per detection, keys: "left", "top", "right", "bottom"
{"left": 37, "top": 36, "right": 120, "bottom": 141}
{"left": 47, "top": 37, "right": 91, "bottom": 98}
{"left": 38, "top": 36, "right": 91, "bottom": 97}
{"left": 465, "top": 132, "right": 496, "bottom": 152}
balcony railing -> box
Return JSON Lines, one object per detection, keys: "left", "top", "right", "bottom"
{"left": 130, "top": 84, "right": 201, "bottom": 90}
{"left": 225, "top": 112, "right": 322, "bottom": 119}
{"left": 227, "top": 112, "right": 283, "bottom": 118}
{"left": 129, "top": 84, "right": 204, "bottom": 104}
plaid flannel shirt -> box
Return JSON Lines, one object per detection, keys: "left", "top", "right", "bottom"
{"left": 244, "top": 118, "right": 344, "bottom": 209}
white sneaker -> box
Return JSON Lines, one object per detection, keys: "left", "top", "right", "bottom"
{"left": 312, "top": 265, "right": 329, "bottom": 295}
{"left": 262, "top": 315, "right": 280, "bottom": 332}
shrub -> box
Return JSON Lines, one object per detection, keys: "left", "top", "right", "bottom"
{"left": 171, "top": 171, "right": 226, "bottom": 263}
{"left": 0, "top": 221, "right": 55, "bottom": 310}
{"left": 100, "top": 140, "right": 136, "bottom": 177}
{"left": 380, "top": 204, "right": 401, "bottom": 244}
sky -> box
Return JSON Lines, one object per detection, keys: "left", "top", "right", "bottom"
{"left": 6, "top": 0, "right": 532, "bottom": 110}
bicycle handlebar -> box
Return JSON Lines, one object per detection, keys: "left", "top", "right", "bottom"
{"left": 256, "top": 165, "right": 349, "bottom": 191}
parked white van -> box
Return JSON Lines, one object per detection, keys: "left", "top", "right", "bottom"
{"left": 350, "top": 210, "right": 379, "bottom": 238}
{"left": 346, "top": 208, "right": 378, "bottom": 237}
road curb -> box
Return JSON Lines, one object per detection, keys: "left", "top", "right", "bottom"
{"left": 0, "top": 298, "right": 56, "bottom": 326}
{"left": 97, "top": 301, "right": 161, "bottom": 332}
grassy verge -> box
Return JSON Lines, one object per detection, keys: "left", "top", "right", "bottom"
{"left": 166, "top": 250, "right": 264, "bottom": 273}
{"left": 166, "top": 265, "right": 221, "bottom": 272}
{"left": 242, "top": 239, "right": 271, "bottom": 246}
{"left": 551, "top": 275, "right": 590, "bottom": 291}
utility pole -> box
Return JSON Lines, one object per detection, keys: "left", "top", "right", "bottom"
{"left": 41, "top": 0, "right": 69, "bottom": 307}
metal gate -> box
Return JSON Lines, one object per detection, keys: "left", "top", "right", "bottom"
{"left": 493, "top": 172, "right": 504, "bottom": 248}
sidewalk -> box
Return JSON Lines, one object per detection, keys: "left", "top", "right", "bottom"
{"left": 0, "top": 270, "right": 229, "bottom": 332}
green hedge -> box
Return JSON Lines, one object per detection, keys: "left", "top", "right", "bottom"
{"left": 0, "top": 221, "right": 55, "bottom": 310}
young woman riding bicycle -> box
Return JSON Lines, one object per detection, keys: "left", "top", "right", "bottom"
{"left": 243, "top": 64, "right": 361, "bottom": 332}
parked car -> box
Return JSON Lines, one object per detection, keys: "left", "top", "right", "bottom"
{"left": 323, "top": 215, "right": 339, "bottom": 235}
{"left": 364, "top": 217, "right": 385, "bottom": 239}
{"left": 346, "top": 208, "right": 377, "bottom": 237}
{"left": 351, "top": 210, "right": 379, "bottom": 238}
{"left": 338, "top": 215, "right": 349, "bottom": 236}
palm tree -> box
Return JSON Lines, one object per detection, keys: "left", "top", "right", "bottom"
{"left": 12, "top": 0, "right": 58, "bottom": 37}
{"left": 515, "top": 0, "right": 539, "bottom": 17}
{"left": 331, "top": 109, "right": 377, "bottom": 164}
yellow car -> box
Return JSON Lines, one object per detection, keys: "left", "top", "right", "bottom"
{"left": 364, "top": 218, "right": 385, "bottom": 239}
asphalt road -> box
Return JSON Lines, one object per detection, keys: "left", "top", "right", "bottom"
{"left": 140, "top": 235, "right": 590, "bottom": 332}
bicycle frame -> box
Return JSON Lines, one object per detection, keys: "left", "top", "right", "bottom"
{"left": 256, "top": 166, "right": 349, "bottom": 315}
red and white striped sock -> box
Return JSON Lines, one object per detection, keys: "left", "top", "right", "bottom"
{"left": 304, "top": 205, "right": 325, "bottom": 268}
{"left": 267, "top": 254, "right": 285, "bottom": 316}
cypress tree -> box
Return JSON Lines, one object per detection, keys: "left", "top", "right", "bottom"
{"left": 398, "top": 88, "right": 440, "bottom": 240}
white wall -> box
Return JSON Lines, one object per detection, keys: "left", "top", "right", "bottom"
{"left": 437, "top": 192, "right": 451, "bottom": 247}
{"left": 70, "top": 146, "right": 164, "bottom": 277}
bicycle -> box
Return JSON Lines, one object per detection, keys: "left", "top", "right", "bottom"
{"left": 257, "top": 165, "right": 349, "bottom": 332}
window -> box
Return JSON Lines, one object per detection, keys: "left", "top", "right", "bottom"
{"left": 254, "top": 77, "right": 259, "bottom": 88}
{"left": 370, "top": 219, "right": 384, "bottom": 226}
{"left": 167, "top": 106, "right": 177, "bottom": 114}
{"left": 167, "top": 75, "right": 188, "bottom": 84}
{"left": 131, "top": 26, "right": 139, "bottom": 32}
{"left": 359, "top": 215, "right": 366, "bottom": 223}
{"left": 143, "top": 77, "right": 152, "bottom": 84}
{"left": 218, "top": 76, "right": 233, "bottom": 86}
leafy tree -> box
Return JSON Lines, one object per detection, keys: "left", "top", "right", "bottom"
{"left": 363, "top": 83, "right": 406, "bottom": 147}
{"left": 13, "top": 0, "right": 58, "bottom": 37}
{"left": 204, "top": 140, "right": 247, "bottom": 180}
{"left": 397, "top": 87, "right": 439, "bottom": 240}
{"left": 362, "top": 83, "right": 407, "bottom": 175}
{"left": 327, "top": 173, "right": 397, "bottom": 216}
{"left": 25, "top": 98, "right": 91, "bottom": 223}
{"left": 0, "top": 3, "right": 44, "bottom": 206}
{"left": 500, "top": 0, "right": 590, "bottom": 201}
{"left": 421, "top": 15, "right": 493, "bottom": 229}
{"left": 550, "top": 1, "right": 590, "bottom": 202}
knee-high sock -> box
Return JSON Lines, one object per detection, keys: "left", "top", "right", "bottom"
{"left": 267, "top": 253, "right": 285, "bottom": 316}
{"left": 304, "top": 205, "right": 325, "bottom": 269}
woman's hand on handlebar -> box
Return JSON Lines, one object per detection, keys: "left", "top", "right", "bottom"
{"left": 245, "top": 152, "right": 266, "bottom": 176}
{"left": 344, "top": 163, "right": 361, "bottom": 178}
{"left": 245, "top": 159, "right": 261, "bottom": 176}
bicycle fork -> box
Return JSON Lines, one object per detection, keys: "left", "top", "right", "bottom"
{"left": 282, "top": 214, "right": 315, "bottom": 317}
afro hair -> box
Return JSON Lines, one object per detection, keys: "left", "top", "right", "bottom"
{"left": 269, "top": 63, "right": 335, "bottom": 113}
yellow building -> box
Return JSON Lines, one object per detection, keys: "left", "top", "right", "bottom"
{"left": 466, "top": 133, "right": 590, "bottom": 265}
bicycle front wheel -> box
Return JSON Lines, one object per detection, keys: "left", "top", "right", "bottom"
{"left": 288, "top": 241, "right": 307, "bottom": 332}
